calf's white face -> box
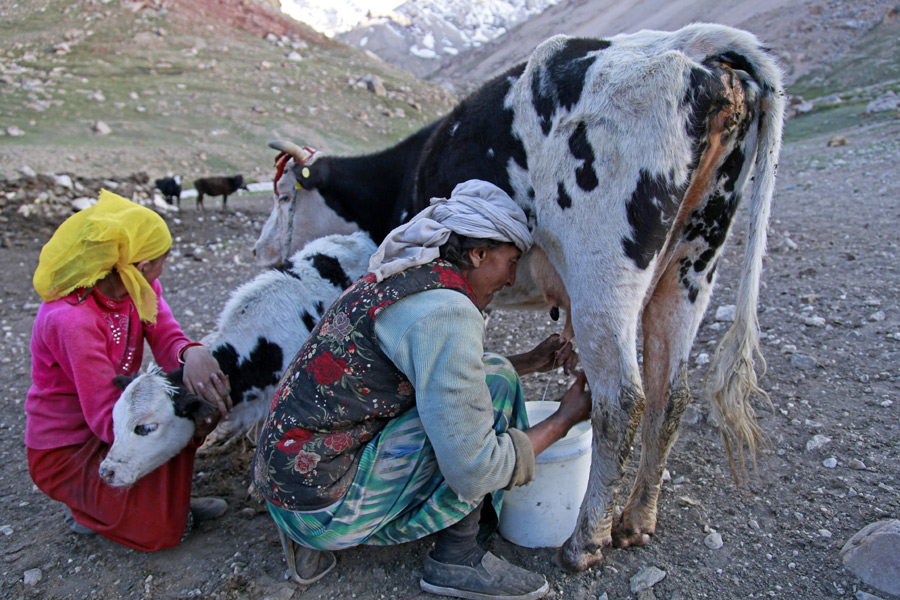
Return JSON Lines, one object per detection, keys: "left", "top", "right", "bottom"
{"left": 99, "top": 371, "right": 196, "bottom": 487}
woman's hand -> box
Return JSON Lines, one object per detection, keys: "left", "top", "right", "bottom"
{"left": 182, "top": 345, "right": 232, "bottom": 420}
{"left": 555, "top": 370, "right": 592, "bottom": 426}
{"left": 508, "top": 333, "right": 579, "bottom": 376}
{"left": 524, "top": 370, "right": 592, "bottom": 456}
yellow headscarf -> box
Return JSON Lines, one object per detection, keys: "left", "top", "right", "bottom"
{"left": 33, "top": 189, "right": 172, "bottom": 323}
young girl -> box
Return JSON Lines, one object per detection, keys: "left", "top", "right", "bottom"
{"left": 25, "top": 190, "right": 231, "bottom": 552}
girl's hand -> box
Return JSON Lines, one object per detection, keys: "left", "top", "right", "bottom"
{"left": 182, "top": 345, "right": 232, "bottom": 418}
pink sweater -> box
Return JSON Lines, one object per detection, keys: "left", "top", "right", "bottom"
{"left": 25, "top": 280, "right": 192, "bottom": 449}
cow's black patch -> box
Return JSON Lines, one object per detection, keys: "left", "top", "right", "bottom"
{"left": 213, "top": 338, "right": 284, "bottom": 407}
{"left": 302, "top": 301, "right": 327, "bottom": 333}
{"left": 569, "top": 122, "right": 599, "bottom": 191}
{"left": 309, "top": 253, "right": 351, "bottom": 290}
{"left": 682, "top": 66, "right": 727, "bottom": 172}
{"left": 682, "top": 143, "right": 746, "bottom": 253}
{"left": 675, "top": 257, "right": 701, "bottom": 304}
{"left": 557, "top": 181, "right": 573, "bottom": 209}
{"left": 532, "top": 38, "right": 609, "bottom": 135}
{"left": 416, "top": 63, "right": 529, "bottom": 203}
{"left": 622, "top": 170, "right": 680, "bottom": 270}
{"left": 706, "top": 260, "right": 718, "bottom": 283}
{"left": 277, "top": 259, "right": 301, "bottom": 280}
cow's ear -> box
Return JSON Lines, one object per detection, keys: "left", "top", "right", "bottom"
{"left": 112, "top": 375, "right": 134, "bottom": 390}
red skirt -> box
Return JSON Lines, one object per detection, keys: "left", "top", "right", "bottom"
{"left": 27, "top": 436, "right": 199, "bottom": 552}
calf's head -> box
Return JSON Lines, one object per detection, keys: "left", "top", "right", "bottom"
{"left": 99, "top": 369, "right": 217, "bottom": 487}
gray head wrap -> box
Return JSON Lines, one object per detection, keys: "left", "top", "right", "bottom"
{"left": 368, "top": 179, "right": 533, "bottom": 282}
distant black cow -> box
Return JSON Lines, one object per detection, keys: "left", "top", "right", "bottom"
{"left": 193, "top": 175, "right": 248, "bottom": 209}
{"left": 154, "top": 176, "right": 182, "bottom": 205}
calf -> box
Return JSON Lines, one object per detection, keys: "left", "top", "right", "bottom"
{"left": 98, "top": 232, "right": 377, "bottom": 487}
{"left": 193, "top": 175, "right": 249, "bottom": 209}
{"left": 257, "top": 24, "right": 784, "bottom": 572}
{"left": 154, "top": 175, "right": 182, "bottom": 206}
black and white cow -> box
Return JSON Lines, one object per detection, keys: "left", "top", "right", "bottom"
{"left": 256, "top": 23, "right": 784, "bottom": 572}
{"left": 98, "top": 233, "right": 377, "bottom": 487}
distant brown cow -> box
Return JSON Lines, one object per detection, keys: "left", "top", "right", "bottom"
{"left": 193, "top": 175, "right": 248, "bottom": 209}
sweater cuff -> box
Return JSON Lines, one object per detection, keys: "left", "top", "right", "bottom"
{"left": 504, "top": 428, "right": 535, "bottom": 490}
{"left": 177, "top": 342, "right": 205, "bottom": 364}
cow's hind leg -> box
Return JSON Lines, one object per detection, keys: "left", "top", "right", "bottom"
{"left": 612, "top": 255, "right": 702, "bottom": 547}
{"left": 613, "top": 62, "right": 755, "bottom": 546}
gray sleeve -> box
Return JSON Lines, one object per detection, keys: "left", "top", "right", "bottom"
{"left": 375, "top": 290, "right": 523, "bottom": 502}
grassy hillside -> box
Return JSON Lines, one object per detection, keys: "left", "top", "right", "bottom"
{"left": 0, "top": 0, "right": 457, "bottom": 182}
{"left": 783, "top": 17, "right": 900, "bottom": 143}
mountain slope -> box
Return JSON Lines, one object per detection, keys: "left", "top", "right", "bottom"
{"left": 0, "top": 0, "right": 457, "bottom": 180}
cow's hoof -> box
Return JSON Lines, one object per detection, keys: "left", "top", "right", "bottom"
{"left": 611, "top": 522, "right": 654, "bottom": 548}
{"left": 557, "top": 541, "right": 605, "bottom": 573}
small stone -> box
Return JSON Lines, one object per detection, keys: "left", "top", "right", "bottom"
{"left": 695, "top": 352, "right": 710, "bottom": 365}
{"left": 19, "top": 165, "right": 37, "bottom": 178}
{"left": 630, "top": 566, "right": 666, "bottom": 593}
{"left": 880, "top": 400, "right": 893, "bottom": 408}
{"left": 0, "top": 525, "right": 12, "bottom": 535}
{"left": 791, "top": 354, "right": 817, "bottom": 370}
{"left": 781, "top": 344, "right": 798, "bottom": 354}
{"left": 6, "top": 125, "right": 25, "bottom": 136}
{"left": 704, "top": 531, "right": 724, "bottom": 550}
{"left": 780, "top": 237, "right": 799, "bottom": 250}
{"left": 802, "top": 315, "right": 826, "bottom": 327}
{"left": 849, "top": 459, "right": 867, "bottom": 470}
{"left": 94, "top": 120, "right": 112, "bottom": 135}
{"left": 819, "top": 529, "right": 833, "bottom": 538}
{"left": 715, "top": 305, "right": 736, "bottom": 322}
{"left": 806, "top": 434, "right": 832, "bottom": 451}
{"left": 24, "top": 568, "right": 42, "bottom": 585}
{"left": 823, "top": 457, "right": 837, "bottom": 468}
{"left": 71, "top": 197, "right": 96, "bottom": 211}
{"left": 681, "top": 404, "right": 702, "bottom": 425}
{"left": 869, "top": 311, "right": 886, "bottom": 322}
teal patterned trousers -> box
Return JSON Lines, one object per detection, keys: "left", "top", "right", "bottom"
{"left": 266, "top": 351, "right": 529, "bottom": 550}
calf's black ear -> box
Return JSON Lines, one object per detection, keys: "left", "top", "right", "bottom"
{"left": 113, "top": 375, "right": 135, "bottom": 390}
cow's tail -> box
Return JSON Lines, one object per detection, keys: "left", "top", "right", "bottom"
{"left": 706, "top": 59, "right": 784, "bottom": 483}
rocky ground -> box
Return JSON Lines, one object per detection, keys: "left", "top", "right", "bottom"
{"left": 0, "top": 103, "right": 898, "bottom": 600}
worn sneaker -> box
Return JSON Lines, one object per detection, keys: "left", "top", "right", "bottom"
{"left": 420, "top": 551, "right": 549, "bottom": 600}
{"left": 189, "top": 497, "right": 228, "bottom": 521}
{"left": 64, "top": 508, "right": 96, "bottom": 536}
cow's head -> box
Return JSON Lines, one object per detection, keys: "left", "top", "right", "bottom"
{"left": 99, "top": 368, "right": 216, "bottom": 487}
{"left": 252, "top": 140, "right": 360, "bottom": 267}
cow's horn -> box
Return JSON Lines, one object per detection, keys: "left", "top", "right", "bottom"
{"left": 268, "top": 140, "right": 316, "bottom": 165}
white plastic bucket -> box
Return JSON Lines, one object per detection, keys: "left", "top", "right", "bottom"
{"left": 498, "top": 401, "right": 592, "bottom": 548}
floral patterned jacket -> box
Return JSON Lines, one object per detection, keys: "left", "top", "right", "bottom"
{"left": 251, "top": 260, "right": 476, "bottom": 511}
